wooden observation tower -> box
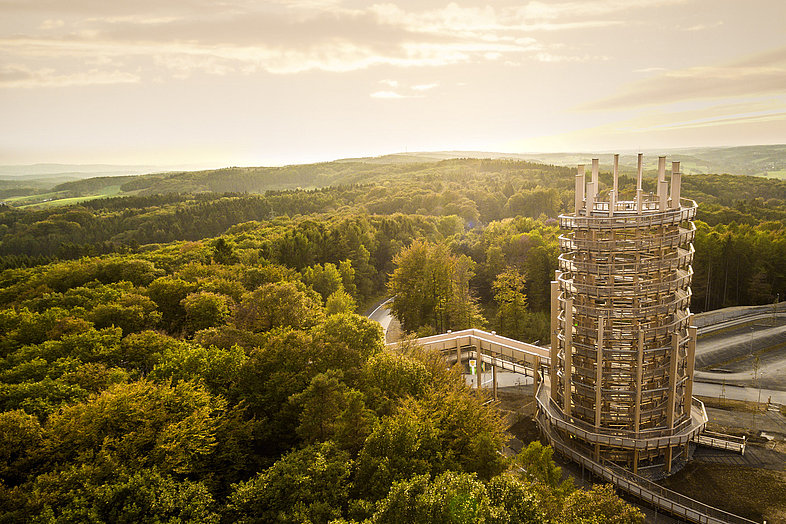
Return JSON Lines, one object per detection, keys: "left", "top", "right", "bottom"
{"left": 541, "top": 154, "right": 704, "bottom": 473}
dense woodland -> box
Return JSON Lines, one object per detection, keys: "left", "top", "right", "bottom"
{"left": 0, "top": 156, "right": 784, "bottom": 522}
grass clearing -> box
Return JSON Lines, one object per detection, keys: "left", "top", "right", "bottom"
{"left": 662, "top": 462, "right": 786, "bottom": 523}
{"left": 17, "top": 185, "right": 125, "bottom": 209}
{"left": 696, "top": 395, "right": 768, "bottom": 414}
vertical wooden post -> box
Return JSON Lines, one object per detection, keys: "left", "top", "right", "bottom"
{"left": 635, "top": 330, "right": 644, "bottom": 435}
{"left": 550, "top": 278, "right": 560, "bottom": 403}
{"left": 666, "top": 332, "right": 680, "bottom": 473}
{"left": 564, "top": 298, "right": 574, "bottom": 417}
{"left": 492, "top": 362, "right": 498, "bottom": 400}
{"left": 533, "top": 356, "right": 541, "bottom": 391}
{"left": 636, "top": 153, "right": 644, "bottom": 214}
{"left": 595, "top": 317, "right": 604, "bottom": 429}
{"left": 666, "top": 446, "right": 674, "bottom": 474}
{"left": 667, "top": 333, "right": 679, "bottom": 429}
{"left": 657, "top": 156, "right": 667, "bottom": 208}
{"left": 670, "top": 161, "right": 681, "bottom": 208}
{"left": 636, "top": 153, "right": 643, "bottom": 190}
{"left": 659, "top": 180, "right": 669, "bottom": 211}
{"left": 613, "top": 153, "right": 619, "bottom": 196}
{"left": 476, "top": 346, "right": 482, "bottom": 390}
{"left": 685, "top": 324, "right": 697, "bottom": 417}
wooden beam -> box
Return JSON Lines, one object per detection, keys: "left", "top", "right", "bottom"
{"left": 492, "top": 362, "right": 498, "bottom": 400}
{"left": 595, "top": 316, "right": 604, "bottom": 429}
{"left": 564, "top": 297, "right": 573, "bottom": 418}
{"left": 666, "top": 333, "right": 679, "bottom": 429}
{"left": 685, "top": 324, "right": 697, "bottom": 417}
{"left": 550, "top": 279, "right": 560, "bottom": 403}
{"left": 635, "top": 329, "right": 643, "bottom": 436}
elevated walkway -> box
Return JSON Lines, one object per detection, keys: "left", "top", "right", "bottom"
{"left": 390, "top": 328, "right": 760, "bottom": 523}
{"left": 390, "top": 327, "right": 549, "bottom": 373}
{"left": 692, "top": 431, "right": 746, "bottom": 455}
{"left": 539, "top": 414, "right": 757, "bottom": 524}
{"left": 536, "top": 381, "right": 708, "bottom": 451}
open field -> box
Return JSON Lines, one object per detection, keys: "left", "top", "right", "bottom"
{"left": 662, "top": 463, "right": 786, "bottom": 523}
{"left": 695, "top": 318, "right": 786, "bottom": 391}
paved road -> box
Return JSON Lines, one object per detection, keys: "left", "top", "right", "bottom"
{"left": 692, "top": 381, "right": 786, "bottom": 404}
{"left": 695, "top": 318, "right": 786, "bottom": 391}
{"left": 366, "top": 297, "right": 394, "bottom": 337}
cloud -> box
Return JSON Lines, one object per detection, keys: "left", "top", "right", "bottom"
{"left": 0, "top": 63, "right": 139, "bottom": 87}
{"left": 680, "top": 21, "right": 724, "bottom": 31}
{"left": 39, "top": 19, "right": 64, "bottom": 30}
{"left": 370, "top": 90, "right": 418, "bottom": 99}
{"left": 0, "top": 0, "right": 690, "bottom": 85}
{"left": 582, "top": 46, "right": 786, "bottom": 110}
{"left": 412, "top": 82, "right": 438, "bottom": 91}
{"left": 633, "top": 67, "right": 667, "bottom": 73}
{"left": 518, "top": 0, "right": 686, "bottom": 20}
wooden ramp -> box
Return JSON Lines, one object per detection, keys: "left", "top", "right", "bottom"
{"left": 692, "top": 431, "right": 746, "bottom": 455}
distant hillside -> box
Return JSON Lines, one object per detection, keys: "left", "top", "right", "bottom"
{"left": 2, "top": 144, "right": 784, "bottom": 208}
{"left": 345, "top": 144, "right": 786, "bottom": 177}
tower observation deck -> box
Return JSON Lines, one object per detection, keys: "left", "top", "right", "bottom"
{"left": 541, "top": 154, "right": 704, "bottom": 473}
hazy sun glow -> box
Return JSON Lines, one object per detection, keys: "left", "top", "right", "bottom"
{"left": 1, "top": 0, "right": 785, "bottom": 166}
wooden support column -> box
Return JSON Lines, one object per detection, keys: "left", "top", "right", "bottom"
{"left": 635, "top": 330, "right": 644, "bottom": 435}
{"left": 613, "top": 154, "right": 619, "bottom": 196}
{"left": 476, "top": 346, "right": 482, "bottom": 390}
{"left": 670, "top": 161, "right": 681, "bottom": 209}
{"left": 575, "top": 165, "right": 585, "bottom": 214}
{"left": 659, "top": 180, "right": 669, "bottom": 211}
{"left": 533, "top": 356, "right": 541, "bottom": 391}
{"left": 665, "top": 332, "right": 680, "bottom": 473}
{"left": 657, "top": 156, "right": 667, "bottom": 209}
{"left": 636, "top": 153, "right": 643, "bottom": 190}
{"left": 685, "top": 324, "right": 697, "bottom": 417}
{"left": 636, "top": 153, "right": 644, "bottom": 214}
{"left": 564, "top": 298, "right": 574, "bottom": 417}
{"left": 595, "top": 317, "right": 604, "bottom": 429}
{"left": 666, "top": 446, "right": 674, "bottom": 474}
{"left": 550, "top": 278, "right": 560, "bottom": 402}
{"left": 610, "top": 154, "right": 619, "bottom": 217}
{"left": 666, "top": 333, "right": 679, "bottom": 429}
{"left": 587, "top": 159, "right": 599, "bottom": 212}
{"left": 492, "top": 362, "right": 498, "bottom": 400}
{"left": 456, "top": 343, "right": 461, "bottom": 368}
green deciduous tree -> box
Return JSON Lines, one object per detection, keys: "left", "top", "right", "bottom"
{"left": 226, "top": 442, "right": 352, "bottom": 524}
{"left": 181, "top": 291, "right": 231, "bottom": 333}
{"left": 388, "top": 240, "right": 484, "bottom": 334}
{"left": 559, "top": 483, "right": 644, "bottom": 524}
{"left": 325, "top": 289, "right": 357, "bottom": 316}
{"left": 235, "top": 281, "right": 324, "bottom": 332}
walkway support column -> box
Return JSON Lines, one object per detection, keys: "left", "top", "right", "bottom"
{"left": 550, "top": 278, "right": 560, "bottom": 403}
{"left": 492, "top": 363, "right": 498, "bottom": 400}
{"left": 685, "top": 323, "right": 697, "bottom": 416}
{"left": 476, "top": 346, "right": 482, "bottom": 390}
{"left": 564, "top": 297, "right": 573, "bottom": 418}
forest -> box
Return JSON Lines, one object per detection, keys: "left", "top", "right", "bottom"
{"left": 1, "top": 156, "right": 785, "bottom": 522}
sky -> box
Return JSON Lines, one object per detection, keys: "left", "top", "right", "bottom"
{"left": 1, "top": 0, "right": 785, "bottom": 167}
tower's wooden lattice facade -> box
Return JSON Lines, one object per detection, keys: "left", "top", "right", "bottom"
{"left": 544, "top": 154, "right": 703, "bottom": 472}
